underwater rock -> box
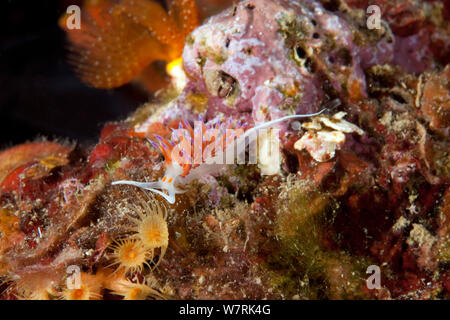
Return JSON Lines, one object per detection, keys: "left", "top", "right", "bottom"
{"left": 0, "top": 0, "right": 449, "bottom": 300}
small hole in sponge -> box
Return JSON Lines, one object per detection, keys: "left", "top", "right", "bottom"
{"left": 313, "top": 33, "right": 320, "bottom": 39}
{"left": 392, "top": 93, "right": 407, "bottom": 104}
{"left": 295, "top": 46, "right": 306, "bottom": 59}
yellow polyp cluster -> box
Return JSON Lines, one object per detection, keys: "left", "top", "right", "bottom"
{"left": 127, "top": 195, "right": 169, "bottom": 267}
{"left": 60, "top": 0, "right": 198, "bottom": 90}
{"left": 4, "top": 211, "right": 169, "bottom": 301}
{"left": 99, "top": 192, "right": 170, "bottom": 299}
{"left": 5, "top": 266, "right": 164, "bottom": 300}
{"left": 7, "top": 195, "right": 169, "bottom": 300}
{"left": 106, "top": 194, "right": 169, "bottom": 269}
{"left": 59, "top": 272, "right": 103, "bottom": 300}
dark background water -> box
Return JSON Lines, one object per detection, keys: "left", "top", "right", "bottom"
{"left": 0, "top": 0, "right": 149, "bottom": 148}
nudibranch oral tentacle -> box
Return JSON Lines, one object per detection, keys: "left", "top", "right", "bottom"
{"left": 111, "top": 180, "right": 183, "bottom": 204}
{"left": 112, "top": 110, "right": 325, "bottom": 204}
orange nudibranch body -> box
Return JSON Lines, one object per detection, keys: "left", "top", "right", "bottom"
{"left": 59, "top": 0, "right": 198, "bottom": 90}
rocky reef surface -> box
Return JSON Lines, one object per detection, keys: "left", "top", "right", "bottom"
{"left": 0, "top": 0, "right": 449, "bottom": 299}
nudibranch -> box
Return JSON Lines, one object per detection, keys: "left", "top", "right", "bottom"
{"left": 59, "top": 0, "right": 198, "bottom": 89}
{"left": 112, "top": 110, "right": 325, "bottom": 204}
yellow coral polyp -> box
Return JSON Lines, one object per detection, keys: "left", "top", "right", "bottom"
{"left": 127, "top": 195, "right": 169, "bottom": 267}
{"left": 110, "top": 278, "right": 165, "bottom": 300}
{"left": 137, "top": 214, "right": 169, "bottom": 250}
{"left": 109, "top": 239, "right": 150, "bottom": 274}
{"left": 60, "top": 273, "right": 103, "bottom": 300}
